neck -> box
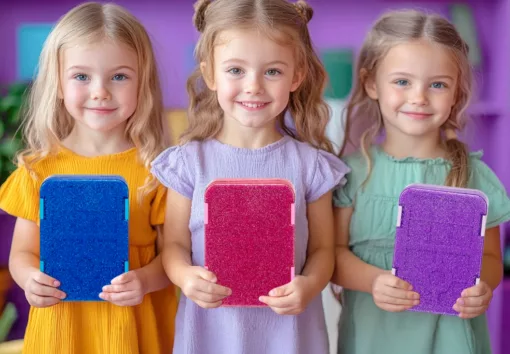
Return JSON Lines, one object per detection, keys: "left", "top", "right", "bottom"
{"left": 381, "top": 128, "right": 445, "bottom": 159}
{"left": 216, "top": 118, "right": 282, "bottom": 149}
{"left": 62, "top": 122, "right": 133, "bottom": 157}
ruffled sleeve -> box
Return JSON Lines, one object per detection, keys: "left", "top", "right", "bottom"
{"left": 0, "top": 166, "right": 40, "bottom": 222}
{"left": 333, "top": 152, "right": 365, "bottom": 208}
{"left": 468, "top": 154, "right": 510, "bottom": 228}
{"left": 306, "top": 150, "right": 350, "bottom": 203}
{"left": 149, "top": 183, "right": 167, "bottom": 226}
{"left": 150, "top": 145, "right": 194, "bottom": 199}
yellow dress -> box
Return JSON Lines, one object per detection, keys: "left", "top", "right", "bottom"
{"left": 0, "top": 147, "right": 177, "bottom": 354}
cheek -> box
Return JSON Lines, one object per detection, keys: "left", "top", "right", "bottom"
{"left": 217, "top": 78, "right": 239, "bottom": 100}
{"left": 380, "top": 86, "right": 405, "bottom": 109}
{"left": 63, "top": 83, "right": 88, "bottom": 104}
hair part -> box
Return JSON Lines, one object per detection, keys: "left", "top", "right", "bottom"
{"left": 341, "top": 9, "right": 472, "bottom": 188}
{"left": 183, "top": 0, "right": 334, "bottom": 153}
{"left": 17, "top": 2, "right": 168, "bottom": 201}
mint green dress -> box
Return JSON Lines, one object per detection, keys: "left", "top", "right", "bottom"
{"left": 333, "top": 146, "right": 510, "bottom": 354}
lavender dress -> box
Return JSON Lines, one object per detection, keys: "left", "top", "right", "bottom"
{"left": 151, "top": 135, "right": 349, "bottom": 354}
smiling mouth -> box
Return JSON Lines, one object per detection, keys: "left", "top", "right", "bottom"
{"left": 402, "top": 112, "right": 433, "bottom": 119}
{"left": 238, "top": 102, "right": 270, "bottom": 109}
{"left": 86, "top": 108, "right": 117, "bottom": 114}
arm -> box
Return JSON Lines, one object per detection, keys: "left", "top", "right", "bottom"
{"left": 480, "top": 226, "right": 503, "bottom": 290}
{"left": 9, "top": 218, "right": 41, "bottom": 289}
{"left": 9, "top": 217, "right": 65, "bottom": 307}
{"left": 332, "top": 206, "right": 418, "bottom": 312}
{"left": 331, "top": 206, "right": 385, "bottom": 293}
{"left": 161, "top": 187, "right": 230, "bottom": 308}
{"left": 162, "top": 187, "right": 193, "bottom": 286}
{"left": 300, "top": 191, "right": 336, "bottom": 296}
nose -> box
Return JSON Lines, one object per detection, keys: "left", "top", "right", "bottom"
{"left": 90, "top": 81, "right": 111, "bottom": 101}
{"left": 244, "top": 73, "right": 264, "bottom": 95}
{"left": 409, "top": 85, "right": 428, "bottom": 106}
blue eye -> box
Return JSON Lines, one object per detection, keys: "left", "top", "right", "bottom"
{"left": 113, "top": 74, "right": 127, "bottom": 81}
{"left": 74, "top": 74, "right": 88, "bottom": 81}
{"left": 395, "top": 79, "right": 408, "bottom": 86}
{"left": 228, "top": 68, "right": 243, "bottom": 75}
{"left": 431, "top": 82, "right": 446, "bottom": 89}
{"left": 266, "top": 69, "right": 281, "bottom": 76}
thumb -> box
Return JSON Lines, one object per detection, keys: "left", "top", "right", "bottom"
{"left": 197, "top": 267, "right": 217, "bottom": 283}
{"left": 269, "top": 283, "right": 292, "bottom": 297}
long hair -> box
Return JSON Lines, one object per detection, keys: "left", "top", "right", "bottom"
{"left": 341, "top": 10, "right": 472, "bottom": 187}
{"left": 183, "top": 0, "right": 334, "bottom": 153}
{"left": 17, "top": 2, "right": 168, "bottom": 197}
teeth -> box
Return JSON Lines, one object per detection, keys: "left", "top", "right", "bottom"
{"left": 242, "top": 102, "right": 265, "bottom": 108}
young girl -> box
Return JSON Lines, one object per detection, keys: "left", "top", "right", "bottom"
{"left": 332, "top": 10, "right": 510, "bottom": 354}
{"left": 150, "top": 0, "right": 349, "bottom": 353}
{"left": 0, "top": 3, "right": 177, "bottom": 353}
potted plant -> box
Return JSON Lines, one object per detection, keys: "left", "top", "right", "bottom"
{"left": 0, "top": 82, "right": 29, "bottom": 267}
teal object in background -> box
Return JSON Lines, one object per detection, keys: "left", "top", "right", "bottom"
{"left": 17, "top": 23, "right": 54, "bottom": 80}
{"left": 321, "top": 49, "right": 353, "bottom": 100}
{"left": 449, "top": 4, "right": 482, "bottom": 67}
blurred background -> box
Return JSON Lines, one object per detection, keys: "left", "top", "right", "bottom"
{"left": 0, "top": 0, "right": 509, "bottom": 353}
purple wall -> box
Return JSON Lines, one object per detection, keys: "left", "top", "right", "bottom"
{"left": 1, "top": 0, "right": 509, "bottom": 352}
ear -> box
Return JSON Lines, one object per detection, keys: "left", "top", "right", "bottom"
{"left": 200, "top": 62, "right": 216, "bottom": 91}
{"left": 361, "top": 68, "right": 378, "bottom": 100}
{"left": 290, "top": 69, "right": 305, "bottom": 92}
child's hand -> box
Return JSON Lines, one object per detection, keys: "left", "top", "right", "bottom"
{"left": 100, "top": 269, "right": 147, "bottom": 306}
{"left": 24, "top": 270, "right": 66, "bottom": 307}
{"left": 372, "top": 272, "right": 420, "bottom": 312}
{"left": 258, "top": 275, "right": 313, "bottom": 315}
{"left": 180, "top": 266, "right": 231, "bottom": 309}
{"left": 453, "top": 281, "right": 492, "bottom": 319}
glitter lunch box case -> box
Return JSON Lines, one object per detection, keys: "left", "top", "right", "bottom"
{"left": 392, "top": 183, "right": 488, "bottom": 315}
{"left": 39, "top": 175, "right": 129, "bottom": 301}
{"left": 204, "top": 178, "right": 295, "bottom": 307}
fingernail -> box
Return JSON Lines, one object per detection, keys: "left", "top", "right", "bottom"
{"left": 269, "top": 290, "right": 275, "bottom": 296}
{"left": 54, "top": 281, "right": 60, "bottom": 287}
{"left": 457, "top": 299, "right": 464, "bottom": 305}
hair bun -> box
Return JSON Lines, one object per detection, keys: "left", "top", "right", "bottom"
{"left": 193, "top": 0, "right": 211, "bottom": 32}
{"left": 293, "top": 0, "right": 313, "bottom": 23}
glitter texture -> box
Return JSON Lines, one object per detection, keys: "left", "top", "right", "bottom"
{"left": 393, "top": 183, "right": 488, "bottom": 315}
{"left": 204, "top": 179, "right": 295, "bottom": 307}
{"left": 40, "top": 175, "right": 129, "bottom": 301}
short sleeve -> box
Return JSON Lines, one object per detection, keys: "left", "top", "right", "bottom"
{"left": 333, "top": 153, "right": 364, "bottom": 208}
{"left": 0, "top": 166, "right": 40, "bottom": 222}
{"left": 149, "top": 183, "right": 167, "bottom": 226}
{"left": 150, "top": 146, "right": 194, "bottom": 199}
{"left": 306, "top": 150, "right": 350, "bottom": 203}
{"left": 468, "top": 156, "right": 510, "bottom": 228}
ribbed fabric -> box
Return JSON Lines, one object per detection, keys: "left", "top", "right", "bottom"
{"left": 0, "top": 146, "right": 176, "bottom": 354}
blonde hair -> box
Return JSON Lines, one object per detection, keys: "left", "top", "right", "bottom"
{"left": 341, "top": 10, "right": 472, "bottom": 188}
{"left": 17, "top": 2, "right": 168, "bottom": 199}
{"left": 183, "top": 0, "right": 333, "bottom": 153}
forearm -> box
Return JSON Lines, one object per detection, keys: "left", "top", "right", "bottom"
{"left": 332, "top": 246, "right": 385, "bottom": 293}
{"left": 301, "top": 246, "right": 334, "bottom": 297}
{"left": 162, "top": 242, "right": 192, "bottom": 288}
{"left": 481, "top": 253, "right": 503, "bottom": 290}
{"left": 9, "top": 250, "right": 40, "bottom": 290}
{"left": 137, "top": 254, "right": 171, "bottom": 293}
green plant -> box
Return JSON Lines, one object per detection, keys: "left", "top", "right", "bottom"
{"left": 0, "top": 82, "right": 30, "bottom": 185}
